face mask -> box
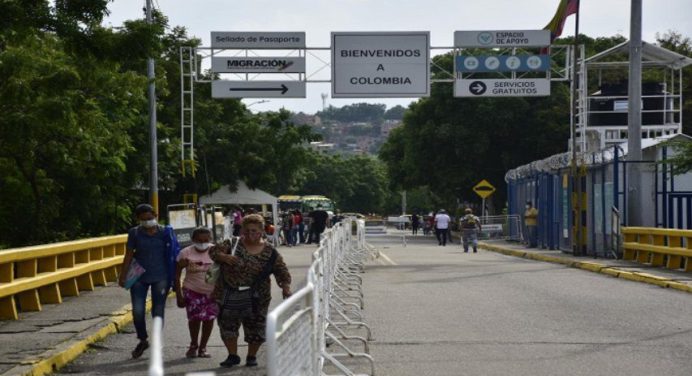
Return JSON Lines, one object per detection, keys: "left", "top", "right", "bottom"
{"left": 140, "top": 219, "right": 157, "bottom": 228}
{"left": 194, "top": 242, "right": 212, "bottom": 251}
{"left": 526, "top": 205, "right": 531, "bottom": 209}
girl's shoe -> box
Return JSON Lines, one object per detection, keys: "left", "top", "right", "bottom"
{"left": 197, "top": 347, "right": 211, "bottom": 358}
{"left": 185, "top": 344, "right": 198, "bottom": 358}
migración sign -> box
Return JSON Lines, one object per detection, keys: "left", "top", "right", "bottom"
{"left": 211, "top": 57, "right": 306, "bottom": 74}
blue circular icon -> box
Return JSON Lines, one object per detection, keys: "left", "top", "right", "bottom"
{"left": 477, "top": 32, "right": 494, "bottom": 46}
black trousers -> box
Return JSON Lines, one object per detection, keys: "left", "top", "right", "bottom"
{"left": 435, "top": 228, "right": 448, "bottom": 245}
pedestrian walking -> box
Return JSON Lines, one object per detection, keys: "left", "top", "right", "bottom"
{"left": 118, "top": 204, "right": 181, "bottom": 359}
{"left": 411, "top": 213, "right": 420, "bottom": 235}
{"left": 307, "top": 204, "right": 329, "bottom": 244}
{"left": 281, "top": 211, "right": 294, "bottom": 246}
{"left": 292, "top": 209, "right": 303, "bottom": 245}
{"left": 174, "top": 227, "right": 218, "bottom": 359}
{"left": 524, "top": 201, "right": 539, "bottom": 248}
{"left": 209, "top": 214, "right": 292, "bottom": 368}
{"left": 460, "top": 208, "right": 482, "bottom": 253}
{"left": 434, "top": 209, "right": 451, "bottom": 246}
{"left": 232, "top": 207, "right": 243, "bottom": 237}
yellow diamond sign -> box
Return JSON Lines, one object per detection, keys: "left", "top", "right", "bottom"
{"left": 473, "top": 179, "right": 496, "bottom": 199}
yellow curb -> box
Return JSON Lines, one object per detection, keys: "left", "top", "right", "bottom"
{"left": 19, "top": 294, "right": 161, "bottom": 376}
{"left": 479, "top": 242, "right": 691, "bottom": 294}
{"left": 666, "top": 281, "right": 692, "bottom": 293}
{"left": 575, "top": 262, "right": 605, "bottom": 273}
{"left": 600, "top": 268, "right": 621, "bottom": 278}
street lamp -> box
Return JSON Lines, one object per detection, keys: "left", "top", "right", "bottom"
{"left": 245, "top": 100, "right": 269, "bottom": 108}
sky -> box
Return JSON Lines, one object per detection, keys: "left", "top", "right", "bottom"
{"left": 104, "top": 0, "right": 692, "bottom": 114}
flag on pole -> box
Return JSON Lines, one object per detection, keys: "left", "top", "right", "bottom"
{"left": 544, "top": 0, "right": 579, "bottom": 41}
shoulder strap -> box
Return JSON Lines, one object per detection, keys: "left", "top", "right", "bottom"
{"left": 251, "top": 248, "right": 278, "bottom": 289}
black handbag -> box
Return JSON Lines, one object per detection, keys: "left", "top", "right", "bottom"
{"left": 221, "top": 248, "right": 277, "bottom": 317}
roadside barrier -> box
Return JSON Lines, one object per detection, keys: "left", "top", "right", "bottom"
{"left": 267, "top": 219, "right": 375, "bottom": 376}
{"left": 0, "top": 235, "right": 127, "bottom": 320}
{"left": 622, "top": 227, "right": 692, "bottom": 272}
{"left": 478, "top": 215, "right": 523, "bottom": 242}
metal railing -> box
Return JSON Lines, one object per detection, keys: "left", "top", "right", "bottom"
{"left": 622, "top": 227, "right": 692, "bottom": 272}
{"left": 479, "top": 215, "right": 523, "bottom": 242}
{"left": 0, "top": 235, "right": 127, "bottom": 320}
{"left": 267, "top": 219, "right": 375, "bottom": 375}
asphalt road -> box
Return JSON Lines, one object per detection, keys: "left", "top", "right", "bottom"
{"left": 58, "top": 234, "right": 692, "bottom": 376}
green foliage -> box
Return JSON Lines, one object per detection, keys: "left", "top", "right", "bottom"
{"left": 296, "top": 154, "right": 389, "bottom": 214}
{"left": 317, "top": 103, "right": 386, "bottom": 123}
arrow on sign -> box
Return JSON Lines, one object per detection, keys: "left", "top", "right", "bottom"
{"left": 469, "top": 81, "right": 487, "bottom": 95}
{"left": 230, "top": 84, "right": 289, "bottom": 95}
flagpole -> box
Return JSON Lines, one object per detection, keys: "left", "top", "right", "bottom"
{"left": 570, "top": 0, "right": 582, "bottom": 256}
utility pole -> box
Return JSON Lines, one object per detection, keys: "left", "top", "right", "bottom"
{"left": 570, "top": 0, "right": 582, "bottom": 256}
{"left": 146, "top": 0, "right": 159, "bottom": 214}
{"left": 627, "top": 0, "right": 643, "bottom": 226}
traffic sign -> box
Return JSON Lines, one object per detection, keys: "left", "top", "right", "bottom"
{"left": 211, "top": 32, "right": 306, "bottom": 49}
{"left": 473, "top": 180, "right": 496, "bottom": 199}
{"left": 454, "top": 30, "right": 550, "bottom": 48}
{"left": 211, "top": 80, "right": 306, "bottom": 98}
{"left": 455, "top": 78, "right": 550, "bottom": 97}
{"left": 211, "top": 57, "right": 306, "bottom": 74}
{"left": 331, "top": 32, "right": 430, "bottom": 98}
{"left": 456, "top": 55, "right": 550, "bottom": 73}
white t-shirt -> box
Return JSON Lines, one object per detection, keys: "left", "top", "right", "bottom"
{"left": 434, "top": 213, "right": 451, "bottom": 229}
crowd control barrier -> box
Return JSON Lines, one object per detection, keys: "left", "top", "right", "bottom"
{"left": 0, "top": 235, "right": 127, "bottom": 320}
{"left": 622, "top": 227, "right": 692, "bottom": 272}
{"left": 267, "top": 219, "right": 375, "bottom": 376}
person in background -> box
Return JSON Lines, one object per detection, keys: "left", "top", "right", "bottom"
{"left": 281, "top": 211, "right": 294, "bottom": 247}
{"left": 434, "top": 209, "right": 451, "bottom": 246}
{"left": 411, "top": 213, "right": 420, "bottom": 236}
{"left": 232, "top": 207, "right": 243, "bottom": 237}
{"left": 292, "top": 209, "right": 303, "bottom": 245}
{"left": 175, "top": 227, "right": 218, "bottom": 358}
{"left": 524, "top": 200, "right": 539, "bottom": 248}
{"left": 307, "top": 204, "right": 329, "bottom": 244}
{"left": 459, "top": 208, "right": 481, "bottom": 253}
{"left": 210, "top": 214, "right": 292, "bottom": 368}
{"left": 119, "top": 204, "right": 180, "bottom": 359}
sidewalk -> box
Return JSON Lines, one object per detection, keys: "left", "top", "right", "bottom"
{"left": 0, "top": 284, "right": 139, "bottom": 376}
{"left": 479, "top": 239, "right": 692, "bottom": 294}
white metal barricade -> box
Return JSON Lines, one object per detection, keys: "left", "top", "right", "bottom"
{"left": 266, "top": 219, "right": 375, "bottom": 376}
{"left": 478, "top": 215, "right": 523, "bottom": 242}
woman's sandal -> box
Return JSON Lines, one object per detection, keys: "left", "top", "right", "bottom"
{"left": 186, "top": 344, "right": 198, "bottom": 358}
{"left": 197, "top": 347, "right": 211, "bottom": 358}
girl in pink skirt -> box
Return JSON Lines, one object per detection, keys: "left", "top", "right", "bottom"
{"left": 174, "top": 227, "right": 219, "bottom": 358}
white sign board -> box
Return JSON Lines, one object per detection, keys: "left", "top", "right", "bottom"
{"left": 455, "top": 79, "right": 551, "bottom": 97}
{"left": 482, "top": 224, "right": 504, "bottom": 232}
{"left": 331, "top": 32, "right": 430, "bottom": 98}
{"left": 211, "top": 57, "right": 306, "bottom": 73}
{"left": 211, "top": 32, "right": 306, "bottom": 49}
{"left": 454, "top": 30, "right": 551, "bottom": 48}
{"left": 212, "top": 80, "right": 306, "bottom": 98}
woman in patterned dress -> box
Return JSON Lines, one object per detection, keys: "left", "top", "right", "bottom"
{"left": 209, "top": 214, "right": 292, "bottom": 368}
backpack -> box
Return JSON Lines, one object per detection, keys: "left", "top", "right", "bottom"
{"left": 462, "top": 215, "right": 478, "bottom": 229}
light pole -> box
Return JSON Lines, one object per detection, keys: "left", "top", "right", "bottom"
{"left": 146, "top": 0, "right": 158, "bottom": 214}
{"left": 245, "top": 100, "right": 269, "bottom": 108}
{"left": 627, "top": 0, "right": 643, "bottom": 226}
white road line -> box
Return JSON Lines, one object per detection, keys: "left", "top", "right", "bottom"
{"left": 379, "top": 251, "right": 398, "bottom": 266}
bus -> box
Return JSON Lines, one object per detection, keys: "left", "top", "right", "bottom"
{"left": 278, "top": 195, "right": 335, "bottom": 214}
